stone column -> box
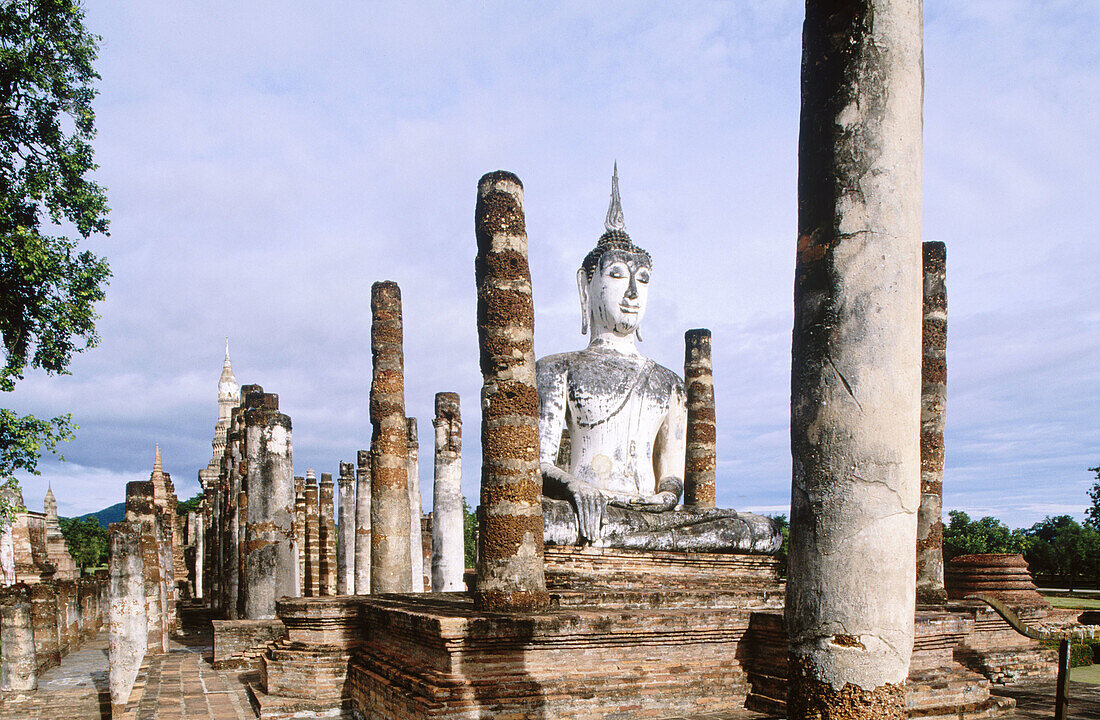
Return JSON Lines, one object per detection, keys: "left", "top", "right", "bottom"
{"left": 0, "top": 584, "right": 36, "bottom": 692}
{"left": 294, "top": 475, "right": 305, "bottom": 596}
{"left": 108, "top": 522, "right": 146, "bottom": 708}
{"left": 319, "top": 472, "right": 337, "bottom": 595}
{"left": 407, "top": 418, "right": 425, "bottom": 592}
{"left": 337, "top": 462, "right": 355, "bottom": 594}
{"left": 354, "top": 450, "right": 371, "bottom": 594}
{"left": 241, "top": 391, "right": 296, "bottom": 619}
{"left": 917, "top": 241, "right": 948, "bottom": 605}
{"left": 29, "top": 582, "right": 59, "bottom": 671}
{"left": 225, "top": 405, "right": 245, "bottom": 619}
{"left": 787, "top": 2, "right": 923, "bottom": 718}
{"left": 432, "top": 392, "right": 464, "bottom": 592}
{"left": 473, "top": 171, "right": 549, "bottom": 612}
{"left": 193, "top": 510, "right": 204, "bottom": 599}
{"left": 369, "top": 281, "right": 412, "bottom": 593}
{"left": 126, "top": 481, "right": 167, "bottom": 654}
{"left": 684, "top": 328, "right": 717, "bottom": 508}
{"left": 304, "top": 470, "right": 320, "bottom": 597}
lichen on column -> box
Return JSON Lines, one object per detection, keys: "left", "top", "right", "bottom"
{"left": 473, "top": 170, "right": 549, "bottom": 612}
{"left": 787, "top": 1, "right": 924, "bottom": 717}
{"left": 370, "top": 281, "right": 412, "bottom": 594}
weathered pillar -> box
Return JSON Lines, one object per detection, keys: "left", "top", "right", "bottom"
{"left": 354, "top": 450, "right": 371, "bottom": 594}
{"left": 108, "top": 522, "right": 146, "bottom": 708}
{"left": 1, "top": 584, "right": 37, "bottom": 692}
{"left": 369, "top": 281, "right": 413, "bottom": 594}
{"left": 432, "top": 392, "right": 465, "bottom": 592}
{"left": 684, "top": 328, "right": 717, "bottom": 508}
{"left": 294, "top": 475, "right": 305, "bottom": 596}
{"left": 193, "top": 510, "right": 204, "bottom": 599}
{"left": 319, "top": 472, "right": 338, "bottom": 595}
{"left": 29, "top": 582, "right": 59, "bottom": 671}
{"left": 473, "top": 171, "right": 549, "bottom": 612}
{"left": 304, "top": 470, "right": 320, "bottom": 597}
{"left": 407, "top": 418, "right": 425, "bottom": 592}
{"left": 917, "top": 241, "right": 948, "bottom": 606}
{"left": 241, "top": 391, "right": 296, "bottom": 619}
{"left": 787, "top": 2, "right": 923, "bottom": 718}
{"left": 337, "top": 462, "right": 355, "bottom": 594}
{"left": 225, "top": 404, "right": 245, "bottom": 619}
{"left": 126, "top": 481, "right": 167, "bottom": 654}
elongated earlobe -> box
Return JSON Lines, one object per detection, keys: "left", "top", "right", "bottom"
{"left": 576, "top": 269, "right": 589, "bottom": 335}
{"left": 636, "top": 329, "right": 643, "bottom": 343}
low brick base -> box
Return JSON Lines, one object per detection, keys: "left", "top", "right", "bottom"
{"left": 212, "top": 618, "right": 286, "bottom": 669}
{"left": 951, "top": 603, "right": 1057, "bottom": 684}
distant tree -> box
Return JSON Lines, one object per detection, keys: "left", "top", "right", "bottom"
{"left": 766, "top": 513, "right": 789, "bottom": 578}
{"left": 942, "top": 511, "right": 1022, "bottom": 561}
{"left": 58, "top": 514, "right": 107, "bottom": 572}
{"left": 1087, "top": 464, "right": 1100, "bottom": 531}
{"left": 177, "top": 492, "right": 202, "bottom": 516}
{"left": 463, "top": 497, "right": 476, "bottom": 570}
{"left": 0, "top": 0, "right": 111, "bottom": 522}
{"left": 1022, "top": 515, "right": 1100, "bottom": 589}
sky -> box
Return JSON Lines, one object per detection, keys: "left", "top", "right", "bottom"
{"left": 7, "top": 2, "right": 1098, "bottom": 530}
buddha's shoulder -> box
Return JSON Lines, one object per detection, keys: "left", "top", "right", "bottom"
{"left": 648, "top": 362, "right": 685, "bottom": 394}
{"left": 535, "top": 351, "right": 582, "bottom": 376}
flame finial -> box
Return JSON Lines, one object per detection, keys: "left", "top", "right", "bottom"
{"left": 604, "top": 161, "right": 625, "bottom": 233}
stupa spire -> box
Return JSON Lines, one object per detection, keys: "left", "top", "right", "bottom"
{"left": 153, "top": 443, "right": 163, "bottom": 475}
{"left": 604, "top": 160, "right": 625, "bottom": 233}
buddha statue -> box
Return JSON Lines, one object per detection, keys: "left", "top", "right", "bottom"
{"left": 537, "top": 167, "right": 781, "bottom": 554}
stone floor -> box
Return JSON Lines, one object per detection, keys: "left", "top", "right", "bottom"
{"left": 1, "top": 625, "right": 1097, "bottom": 719}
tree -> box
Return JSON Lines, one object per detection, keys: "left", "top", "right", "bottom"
{"left": 0, "top": 0, "right": 111, "bottom": 520}
{"left": 463, "top": 497, "right": 476, "bottom": 570}
{"left": 177, "top": 492, "right": 202, "bottom": 516}
{"left": 58, "top": 514, "right": 107, "bottom": 572}
{"left": 766, "top": 513, "right": 789, "bottom": 578}
{"left": 942, "top": 510, "right": 1022, "bottom": 561}
{"left": 1087, "top": 464, "right": 1100, "bottom": 531}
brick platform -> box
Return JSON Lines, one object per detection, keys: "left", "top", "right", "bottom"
{"left": 212, "top": 619, "right": 286, "bottom": 669}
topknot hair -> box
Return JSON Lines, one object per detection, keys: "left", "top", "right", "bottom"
{"left": 581, "top": 229, "right": 653, "bottom": 282}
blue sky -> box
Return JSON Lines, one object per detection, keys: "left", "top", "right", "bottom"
{"left": 7, "top": 2, "right": 1098, "bottom": 530}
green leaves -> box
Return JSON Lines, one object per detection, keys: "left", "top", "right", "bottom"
{"left": 0, "top": 1, "right": 109, "bottom": 513}
{"left": 58, "top": 514, "right": 107, "bottom": 572}
{"left": 1087, "top": 465, "right": 1100, "bottom": 532}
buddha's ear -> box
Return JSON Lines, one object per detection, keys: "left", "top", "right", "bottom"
{"left": 576, "top": 268, "right": 589, "bottom": 336}
{"left": 636, "top": 328, "right": 643, "bottom": 343}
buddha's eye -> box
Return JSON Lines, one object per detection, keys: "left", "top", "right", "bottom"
{"left": 636, "top": 270, "right": 650, "bottom": 284}
{"left": 607, "top": 264, "right": 628, "bottom": 279}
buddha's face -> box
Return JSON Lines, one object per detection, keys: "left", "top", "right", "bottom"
{"left": 585, "top": 250, "right": 651, "bottom": 337}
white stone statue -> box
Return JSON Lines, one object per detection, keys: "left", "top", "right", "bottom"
{"left": 537, "top": 167, "right": 780, "bottom": 553}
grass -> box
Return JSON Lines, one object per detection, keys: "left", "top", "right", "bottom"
{"left": 1072, "top": 664, "right": 1100, "bottom": 685}
{"left": 1045, "top": 595, "right": 1100, "bottom": 610}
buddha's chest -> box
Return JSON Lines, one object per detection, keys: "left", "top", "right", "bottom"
{"left": 565, "top": 361, "right": 671, "bottom": 433}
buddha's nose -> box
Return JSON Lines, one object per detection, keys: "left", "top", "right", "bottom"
{"left": 626, "top": 275, "right": 638, "bottom": 299}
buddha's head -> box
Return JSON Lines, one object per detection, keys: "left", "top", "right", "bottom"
{"left": 577, "top": 166, "right": 652, "bottom": 340}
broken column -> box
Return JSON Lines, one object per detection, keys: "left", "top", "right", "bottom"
{"left": 304, "top": 470, "right": 320, "bottom": 597}
{"left": 684, "top": 328, "right": 717, "bottom": 508}
{"left": 917, "top": 241, "right": 948, "bottom": 606}
{"left": 294, "top": 475, "right": 305, "bottom": 595}
{"left": 473, "top": 171, "right": 549, "bottom": 612}
{"left": 432, "top": 392, "right": 464, "bottom": 593}
{"left": 108, "top": 521, "right": 146, "bottom": 708}
{"left": 337, "top": 462, "right": 355, "bottom": 594}
{"left": 354, "top": 450, "right": 371, "bottom": 594}
{"left": 126, "top": 480, "right": 167, "bottom": 654}
{"left": 193, "top": 510, "right": 204, "bottom": 599}
{"left": 0, "top": 583, "right": 37, "bottom": 692}
{"left": 407, "top": 418, "right": 425, "bottom": 592}
{"left": 369, "top": 281, "right": 412, "bottom": 594}
{"left": 241, "top": 390, "right": 296, "bottom": 619}
{"left": 319, "top": 472, "right": 337, "bottom": 595}
{"left": 787, "top": 2, "right": 923, "bottom": 717}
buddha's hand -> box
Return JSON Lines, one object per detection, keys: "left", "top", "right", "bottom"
{"left": 567, "top": 479, "right": 607, "bottom": 543}
{"left": 621, "top": 490, "right": 678, "bottom": 513}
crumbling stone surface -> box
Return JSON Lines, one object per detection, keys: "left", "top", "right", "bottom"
{"left": 473, "top": 171, "right": 548, "bottom": 612}
{"left": 370, "top": 281, "right": 412, "bottom": 594}
{"left": 684, "top": 328, "right": 717, "bottom": 508}
{"left": 917, "top": 240, "right": 948, "bottom": 606}
{"left": 432, "top": 392, "right": 465, "bottom": 593}
{"left": 787, "top": 1, "right": 924, "bottom": 715}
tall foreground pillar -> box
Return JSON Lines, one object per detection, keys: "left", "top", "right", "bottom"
{"left": 108, "top": 522, "right": 145, "bottom": 707}
{"left": 787, "top": 2, "right": 923, "bottom": 718}
{"left": 337, "top": 462, "right": 356, "bottom": 594}
{"left": 0, "top": 584, "right": 36, "bottom": 692}
{"left": 473, "top": 171, "right": 549, "bottom": 612}
{"left": 684, "top": 329, "right": 716, "bottom": 508}
{"left": 369, "top": 281, "right": 412, "bottom": 593}
{"left": 407, "top": 418, "right": 425, "bottom": 592}
{"left": 432, "top": 392, "right": 464, "bottom": 592}
{"left": 916, "top": 241, "right": 948, "bottom": 605}
{"left": 241, "top": 391, "right": 296, "bottom": 618}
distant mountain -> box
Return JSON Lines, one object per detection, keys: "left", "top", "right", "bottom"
{"left": 75, "top": 502, "right": 125, "bottom": 528}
